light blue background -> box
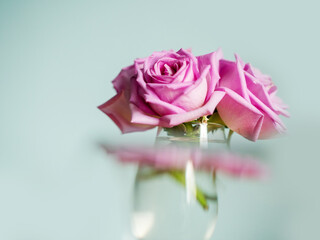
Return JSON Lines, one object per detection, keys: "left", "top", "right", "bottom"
{"left": 0, "top": 0, "right": 319, "bottom": 239}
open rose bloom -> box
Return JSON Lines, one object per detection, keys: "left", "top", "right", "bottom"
{"left": 99, "top": 49, "right": 288, "bottom": 141}
{"left": 98, "top": 49, "right": 225, "bottom": 132}
{"left": 216, "top": 55, "right": 289, "bottom": 140}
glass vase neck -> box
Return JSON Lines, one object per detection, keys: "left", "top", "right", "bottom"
{"left": 155, "top": 122, "right": 228, "bottom": 149}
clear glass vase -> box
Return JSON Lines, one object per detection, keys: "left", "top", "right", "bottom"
{"left": 131, "top": 123, "right": 228, "bottom": 240}
{"left": 155, "top": 122, "right": 228, "bottom": 149}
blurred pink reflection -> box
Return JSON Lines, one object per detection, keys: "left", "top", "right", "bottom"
{"left": 102, "top": 145, "right": 267, "bottom": 179}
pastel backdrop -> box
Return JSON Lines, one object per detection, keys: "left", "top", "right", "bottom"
{"left": 0, "top": 0, "right": 319, "bottom": 239}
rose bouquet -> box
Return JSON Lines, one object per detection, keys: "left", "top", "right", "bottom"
{"left": 98, "top": 48, "right": 288, "bottom": 240}
{"left": 98, "top": 48, "right": 288, "bottom": 141}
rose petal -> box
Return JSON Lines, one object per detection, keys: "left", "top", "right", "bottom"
{"left": 235, "top": 54, "right": 251, "bottom": 101}
{"left": 245, "top": 71, "right": 275, "bottom": 110}
{"left": 150, "top": 60, "right": 188, "bottom": 84}
{"left": 217, "top": 87, "right": 264, "bottom": 141}
{"left": 270, "top": 94, "right": 290, "bottom": 117}
{"left": 143, "top": 50, "right": 177, "bottom": 70}
{"left": 130, "top": 103, "right": 161, "bottom": 126}
{"left": 147, "top": 81, "right": 192, "bottom": 103}
{"left": 111, "top": 65, "right": 136, "bottom": 99}
{"left": 247, "top": 90, "right": 286, "bottom": 131}
{"left": 144, "top": 92, "right": 186, "bottom": 115}
{"left": 268, "top": 86, "right": 290, "bottom": 117}
{"left": 244, "top": 63, "right": 272, "bottom": 86}
{"left": 177, "top": 48, "right": 200, "bottom": 78}
{"left": 160, "top": 90, "right": 225, "bottom": 127}
{"left": 171, "top": 65, "right": 209, "bottom": 111}
{"left": 219, "top": 56, "right": 250, "bottom": 102}
{"left": 98, "top": 91, "right": 155, "bottom": 133}
{"left": 258, "top": 113, "right": 285, "bottom": 139}
{"left": 197, "top": 48, "right": 223, "bottom": 101}
{"left": 178, "top": 63, "right": 195, "bottom": 83}
{"left": 130, "top": 79, "right": 158, "bottom": 116}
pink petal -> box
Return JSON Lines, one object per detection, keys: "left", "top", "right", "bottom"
{"left": 130, "top": 103, "right": 160, "bottom": 126}
{"left": 143, "top": 50, "right": 177, "bottom": 72}
{"left": 179, "top": 63, "right": 196, "bottom": 83}
{"left": 147, "top": 81, "right": 192, "bottom": 103}
{"left": 245, "top": 71, "right": 275, "bottom": 110}
{"left": 269, "top": 88, "right": 290, "bottom": 117}
{"left": 199, "top": 152, "right": 267, "bottom": 178}
{"left": 130, "top": 79, "right": 158, "bottom": 116}
{"left": 160, "top": 90, "right": 225, "bottom": 127}
{"left": 144, "top": 92, "right": 186, "bottom": 115}
{"left": 248, "top": 90, "right": 286, "bottom": 132}
{"left": 217, "top": 88, "right": 264, "bottom": 141}
{"left": 98, "top": 91, "right": 155, "bottom": 133}
{"left": 112, "top": 65, "right": 135, "bottom": 94}
{"left": 244, "top": 63, "right": 272, "bottom": 86}
{"left": 219, "top": 59, "right": 250, "bottom": 101}
{"left": 171, "top": 65, "right": 209, "bottom": 111}
{"left": 258, "top": 114, "right": 286, "bottom": 139}
{"left": 235, "top": 54, "right": 250, "bottom": 101}
{"left": 196, "top": 48, "right": 223, "bottom": 101}
{"left": 135, "top": 62, "right": 185, "bottom": 115}
{"left": 177, "top": 49, "right": 200, "bottom": 79}
{"left": 150, "top": 60, "right": 188, "bottom": 84}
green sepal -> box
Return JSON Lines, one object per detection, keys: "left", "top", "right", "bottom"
{"left": 207, "top": 112, "right": 226, "bottom": 126}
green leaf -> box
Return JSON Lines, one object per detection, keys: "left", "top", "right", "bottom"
{"left": 163, "top": 124, "right": 186, "bottom": 136}
{"left": 182, "top": 122, "right": 194, "bottom": 137}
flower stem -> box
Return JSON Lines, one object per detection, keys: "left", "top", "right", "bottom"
{"left": 227, "top": 129, "right": 234, "bottom": 149}
{"left": 137, "top": 169, "right": 167, "bottom": 180}
{"left": 137, "top": 169, "right": 215, "bottom": 210}
{"left": 201, "top": 115, "right": 208, "bottom": 123}
{"left": 168, "top": 170, "right": 209, "bottom": 210}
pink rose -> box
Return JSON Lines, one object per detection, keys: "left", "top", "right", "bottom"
{"left": 98, "top": 49, "right": 225, "bottom": 133}
{"left": 217, "top": 55, "right": 289, "bottom": 141}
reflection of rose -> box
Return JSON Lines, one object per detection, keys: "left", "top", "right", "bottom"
{"left": 103, "top": 145, "right": 266, "bottom": 178}
{"left": 217, "top": 55, "right": 289, "bottom": 141}
{"left": 98, "top": 49, "right": 225, "bottom": 133}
